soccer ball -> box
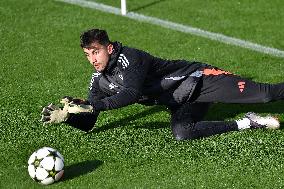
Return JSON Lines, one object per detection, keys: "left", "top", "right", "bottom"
{"left": 28, "top": 147, "right": 64, "bottom": 185}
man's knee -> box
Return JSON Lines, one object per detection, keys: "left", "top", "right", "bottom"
{"left": 170, "top": 102, "right": 210, "bottom": 140}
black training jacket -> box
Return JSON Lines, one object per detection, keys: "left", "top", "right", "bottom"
{"left": 88, "top": 42, "right": 208, "bottom": 112}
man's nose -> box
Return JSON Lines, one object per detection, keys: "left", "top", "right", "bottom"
{"left": 91, "top": 55, "right": 97, "bottom": 63}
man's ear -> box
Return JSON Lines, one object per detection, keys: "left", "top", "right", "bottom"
{"left": 107, "top": 43, "right": 114, "bottom": 54}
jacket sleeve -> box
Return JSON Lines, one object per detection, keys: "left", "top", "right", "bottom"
{"left": 92, "top": 49, "right": 151, "bottom": 111}
{"left": 65, "top": 112, "right": 99, "bottom": 132}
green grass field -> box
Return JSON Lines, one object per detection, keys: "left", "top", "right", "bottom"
{"left": 1, "top": 0, "right": 284, "bottom": 188}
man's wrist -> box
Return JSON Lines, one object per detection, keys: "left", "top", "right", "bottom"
{"left": 91, "top": 100, "right": 106, "bottom": 112}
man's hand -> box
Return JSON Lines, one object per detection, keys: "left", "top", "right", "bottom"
{"left": 40, "top": 96, "right": 94, "bottom": 125}
{"left": 41, "top": 103, "right": 70, "bottom": 125}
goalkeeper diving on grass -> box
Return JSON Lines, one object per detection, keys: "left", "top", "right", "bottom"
{"left": 41, "top": 28, "right": 283, "bottom": 140}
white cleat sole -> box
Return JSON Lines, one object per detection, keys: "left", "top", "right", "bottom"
{"left": 245, "top": 112, "right": 280, "bottom": 130}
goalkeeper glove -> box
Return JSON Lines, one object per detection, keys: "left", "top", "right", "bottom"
{"left": 41, "top": 96, "right": 93, "bottom": 125}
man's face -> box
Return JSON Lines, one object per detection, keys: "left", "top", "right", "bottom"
{"left": 83, "top": 42, "right": 113, "bottom": 72}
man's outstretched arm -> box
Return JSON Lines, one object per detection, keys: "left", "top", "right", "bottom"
{"left": 41, "top": 96, "right": 98, "bottom": 132}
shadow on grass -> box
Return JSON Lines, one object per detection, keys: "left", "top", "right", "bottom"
{"left": 92, "top": 101, "right": 284, "bottom": 132}
{"left": 129, "top": 0, "right": 167, "bottom": 12}
{"left": 137, "top": 121, "right": 170, "bottom": 129}
{"left": 207, "top": 101, "right": 284, "bottom": 119}
{"left": 92, "top": 106, "right": 166, "bottom": 133}
{"left": 63, "top": 160, "right": 103, "bottom": 181}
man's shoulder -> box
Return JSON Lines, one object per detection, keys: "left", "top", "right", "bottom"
{"left": 118, "top": 45, "right": 153, "bottom": 69}
{"left": 113, "top": 41, "right": 141, "bottom": 57}
{"left": 117, "top": 52, "right": 131, "bottom": 70}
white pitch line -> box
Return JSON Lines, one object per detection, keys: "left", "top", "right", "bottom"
{"left": 56, "top": 0, "right": 284, "bottom": 58}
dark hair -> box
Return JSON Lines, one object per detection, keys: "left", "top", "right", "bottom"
{"left": 80, "top": 28, "right": 110, "bottom": 48}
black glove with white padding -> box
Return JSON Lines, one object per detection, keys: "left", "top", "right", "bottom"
{"left": 41, "top": 96, "right": 98, "bottom": 132}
